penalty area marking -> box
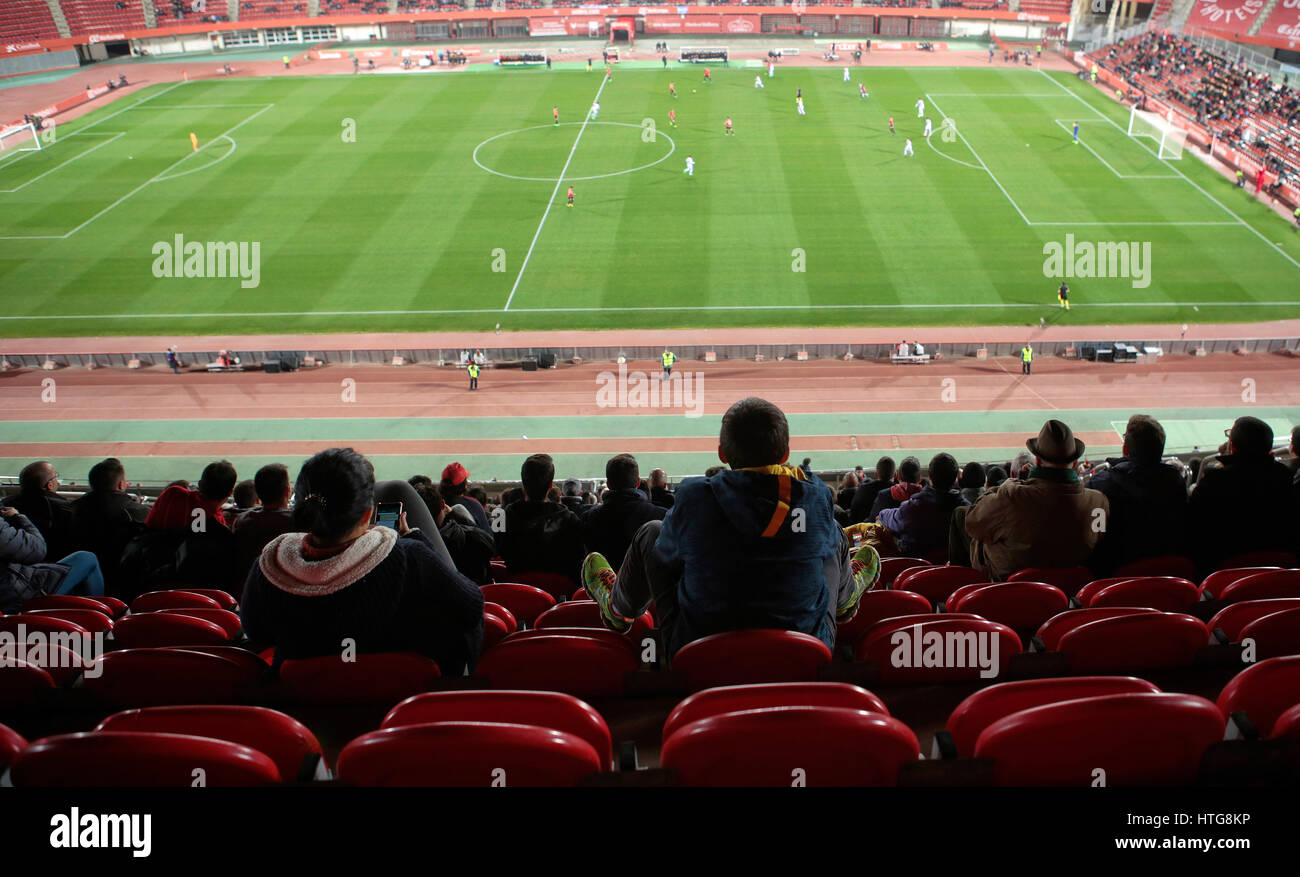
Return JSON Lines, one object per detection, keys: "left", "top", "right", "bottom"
{"left": 153, "top": 135, "right": 237, "bottom": 182}
{"left": 0, "top": 132, "right": 125, "bottom": 194}
{"left": 472, "top": 121, "right": 675, "bottom": 183}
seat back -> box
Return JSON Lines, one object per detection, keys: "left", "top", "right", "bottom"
{"left": 9, "top": 731, "right": 281, "bottom": 786}
{"left": 155, "top": 608, "right": 243, "bottom": 639}
{"left": 111, "top": 612, "right": 231, "bottom": 649}
{"left": 480, "top": 583, "right": 556, "bottom": 626}
{"left": 1216, "top": 655, "right": 1300, "bottom": 738}
{"left": 663, "top": 682, "right": 889, "bottom": 744}
{"left": 1270, "top": 703, "right": 1300, "bottom": 741}
{"left": 23, "top": 608, "right": 114, "bottom": 633}
{"left": 1034, "top": 607, "right": 1162, "bottom": 652}
{"left": 661, "top": 706, "right": 920, "bottom": 787}
{"left": 174, "top": 588, "right": 239, "bottom": 610}
{"left": 893, "top": 566, "right": 987, "bottom": 607}
{"left": 1057, "top": 612, "right": 1208, "bottom": 672}
{"left": 1086, "top": 577, "right": 1201, "bottom": 612}
{"left": 482, "top": 601, "right": 518, "bottom": 633}
{"left": 878, "top": 557, "right": 932, "bottom": 588}
{"left": 279, "top": 652, "right": 441, "bottom": 705}
{"left": 0, "top": 722, "right": 26, "bottom": 770}
{"left": 382, "top": 690, "right": 612, "bottom": 768}
{"left": 1238, "top": 607, "right": 1300, "bottom": 661}
{"left": 483, "top": 613, "right": 511, "bottom": 651}
{"left": 0, "top": 660, "right": 56, "bottom": 706}
{"left": 945, "top": 676, "right": 1161, "bottom": 756}
{"left": 84, "top": 648, "right": 264, "bottom": 708}
{"left": 475, "top": 635, "right": 638, "bottom": 698}
{"left": 509, "top": 570, "right": 578, "bottom": 600}
{"left": 1075, "top": 577, "right": 1133, "bottom": 605}
{"left": 20, "top": 594, "right": 117, "bottom": 617}
{"left": 130, "top": 590, "right": 223, "bottom": 612}
{"left": 1208, "top": 599, "right": 1300, "bottom": 642}
{"left": 1218, "top": 569, "right": 1300, "bottom": 605}
{"left": 673, "top": 629, "right": 833, "bottom": 691}
{"left": 946, "top": 582, "right": 1068, "bottom": 633}
{"left": 0, "top": 614, "right": 91, "bottom": 641}
{"left": 858, "top": 618, "right": 1021, "bottom": 683}
{"left": 1200, "top": 566, "right": 1281, "bottom": 599}
{"left": 1007, "top": 565, "right": 1092, "bottom": 597}
{"left": 534, "top": 600, "right": 654, "bottom": 641}
{"left": 836, "top": 589, "right": 933, "bottom": 648}
{"left": 974, "top": 692, "right": 1224, "bottom": 786}
{"left": 337, "top": 722, "right": 602, "bottom": 787}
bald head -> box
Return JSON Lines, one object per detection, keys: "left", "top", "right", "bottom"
{"left": 19, "top": 461, "right": 58, "bottom": 495}
{"left": 649, "top": 468, "right": 668, "bottom": 489}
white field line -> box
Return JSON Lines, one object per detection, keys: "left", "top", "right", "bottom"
{"left": 0, "top": 133, "right": 125, "bottom": 194}
{"left": 926, "top": 92, "right": 1032, "bottom": 225}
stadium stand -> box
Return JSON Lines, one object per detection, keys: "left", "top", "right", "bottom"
{"left": 0, "top": 0, "right": 62, "bottom": 41}
{"left": 237, "top": 1, "right": 309, "bottom": 22}
{"left": 58, "top": 0, "right": 148, "bottom": 35}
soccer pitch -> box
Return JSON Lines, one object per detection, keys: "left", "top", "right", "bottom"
{"left": 1, "top": 64, "right": 1298, "bottom": 337}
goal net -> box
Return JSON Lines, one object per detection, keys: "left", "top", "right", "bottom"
{"left": 1127, "top": 106, "right": 1186, "bottom": 160}
{"left": 0, "top": 121, "right": 42, "bottom": 153}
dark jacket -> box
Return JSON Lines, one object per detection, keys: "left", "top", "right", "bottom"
{"left": 2, "top": 490, "right": 74, "bottom": 562}
{"left": 1188, "top": 454, "right": 1298, "bottom": 571}
{"left": 582, "top": 488, "right": 668, "bottom": 570}
{"left": 118, "top": 524, "right": 243, "bottom": 600}
{"left": 449, "top": 494, "right": 491, "bottom": 532}
{"left": 868, "top": 482, "right": 924, "bottom": 524}
{"left": 878, "top": 486, "right": 969, "bottom": 560}
{"left": 559, "top": 496, "right": 589, "bottom": 517}
{"left": 0, "top": 514, "right": 68, "bottom": 614}
{"left": 69, "top": 490, "right": 148, "bottom": 595}
{"left": 438, "top": 516, "right": 497, "bottom": 586}
{"left": 232, "top": 507, "right": 296, "bottom": 581}
{"left": 241, "top": 527, "right": 483, "bottom": 674}
{"left": 849, "top": 478, "right": 891, "bottom": 523}
{"left": 1087, "top": 456, "right": 1189, "bottom": 573}
{"left": 650, "top": 486, "right": 675, "bottom": 510}
{"left": 496, "top": 500, "right": 587, "bottom": 582}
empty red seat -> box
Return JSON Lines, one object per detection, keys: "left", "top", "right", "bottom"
{"left": 1085, "top": 577, "right": 1200, "bottom": 612}
{"left": 498, "top": 627, "right": 636, "bottom": 651}
{"left": 663, "top": 682, "right": 888, "bottom": 743}
{"left": 483, "top": 613, "right": 511, "bottom": 651}
{"left": 9, "top": 731, "right": 281, "bottom": 786}
{"left": 892, "top": 565, "right": 986, "bottom": 607}
{"left": 279, "top": 652, "right": 441, "bottom": 705}
{"left": 476, "top": 634, "right": 638, "bottom": 698}
{"left": 482, "top": 601, "right": 518, "bottom": 633}
{"left": 155, "top": 608, "right": 243, "bottom": 639}
{"left": 131, "top": 590, "right": 223, "bottom": 612}
{"left": 1007, "top": 566, "right": 1092, "bottom": 597}
{"left": 0, "top": 660, "right": 56, "bottom": 706}
{"left": 535, "top": 600, "right": 654, "bottom": 641}
{"left": 878, "top": 557, "right": 932, "bottom": 588}
{"left": 570, "top": 587, "right": 589, "bottom": 601}
{"left": 858, "top": 612, "right": 983, "bottom": 646}
{"left": 170, "top": 645, "right": 269, "bottom": 676}
{"left": 974, "top": 692, "right": 1224, "bottom": 785}
{"left": 83, "top": 648, "right": 264, "bottom": 707}
{"left": 944, "top": 676, "right": 1160, "bottom": 757}
{"left": 0, "top": 722, "right": 26, "bottom": 770}
{"left": 1057, "top": 612, "right": 1208, "bottom": 672}
{"left": 1075, "top": 577, "right": 1132, "bottom": 604}
{"left": 1208, "top": 599, "right": 1300, "bottom": 642}
{"left": 21, "top": 594, "right": 118, "bottom": 617}
{"left": 95, "top": 705, "right": 327, "bottom": 781}
{"left": 1216, "top": 655, "right": 1300, "bottom": 737}
{"left": 509, "top": 570, "right": 576, "bottom": 600}
{"left": 836, "top": 589, "right": 933, "bottom": 647}
{"left": 23, "top": 608, "right": 115, "bottom": 633}
{"left": 111, "top": 612, "right": 231, "bottom": 648}
{"left": 1218, "top": 570, "right": 1300, "bottom": 605}
{"left": 661, "top": 706, "right": 920, "bottom": 786}
{"left": 382, "top": 690, "right": 612, "bottom": 768}
{"left": 858, "top": 618, "right": 1021, "bottom": 683}
{"left": 1238, "top": 608, "right": 1300, "bottom": 660}
{"left": 1200, "top": 566, "right": 1281, "bottom": 599}
{"left": 175, "top": 588, "right": 239, "bottom": 610}
{"left": 1034, "top": 607, "right": 1162, "bottom": 651}
{"left": 480, "top": 583, "right": 555, "bottom": 625}
{"left": 673, "top": 630, "right": 832, "bottom": 691}
{"left": 945, "top": 581, "right": 1068, "bottom": 633}
{"left": 1270, "top": 703, "right": 1300, "bottom": 741}
{"left": 1113, "top": 554, "right": 1197, "bottom": 580}
{"left": 337, "top": 722, "right": 602, "bottom": 786}
{"left": 0, "top": 614, "right": 91, "bottom": 641}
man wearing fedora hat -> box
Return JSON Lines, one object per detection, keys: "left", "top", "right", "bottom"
{"left": 962, "top": 419, "right": 1109, "bottom": 581}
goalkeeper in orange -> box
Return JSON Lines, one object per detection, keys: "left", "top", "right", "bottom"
{"left": 189, "top": 131, "right": 199, "bottom": 151}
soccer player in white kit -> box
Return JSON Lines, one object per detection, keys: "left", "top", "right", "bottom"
{"left": 843, "top": 67, "right": 850, "bottom": 82}
{"left": 903, "top": 138, "right": 913, "bottom": 156}
{"left": 755, "top": 74, "right": 764, "bottom": 89}
{"left": 590, "top": 101, "right": 600, "bottom": 120}
{"left": 768, "top": 61, "right": 775, "bottom": 77}
{"left": 923, "top": 117, "right": 933, "bottom": 137}
{"left": 684, "top": 155, "right": 695, "bottom": 176}
{"left": 796, "top": 96, "right": 806, "bottom": 116}
{"left": 915, "top": 98, "right": 924, "bottom": 118}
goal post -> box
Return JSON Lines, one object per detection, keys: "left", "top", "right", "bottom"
{"left": 0, "top": 121, "right": 42, "bottom": 153}
{"left": 1126, "top": 105, "right": 1186, "bottom": 160}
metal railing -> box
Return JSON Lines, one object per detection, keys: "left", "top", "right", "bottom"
{"left": 1178, "top": 25, "right": 1300, "bottom": 79}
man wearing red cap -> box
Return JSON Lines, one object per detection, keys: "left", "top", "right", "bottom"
{"left": 440, "top": 462, "right": 491, "bottom": 532}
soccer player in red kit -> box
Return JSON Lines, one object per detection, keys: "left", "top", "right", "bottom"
{"left": 668, "top": 108, "right": 677, "bottom": 127}
{"left": 725, "top": 116, "right": 733, "bottom": 136}
{"left": 553, "top": 105, "right": 559, "bottom": 126}
{"left": 703, "top": 68, "right": 711, "bottom": 84}
{"left": 670, "top": 81, "right": 677, "bottom": 98}
{"left": 888, "top": 116, "right": 895, "bottom": 134}
{"left": 567, "top": 186, "right": 575, "bottom": 208}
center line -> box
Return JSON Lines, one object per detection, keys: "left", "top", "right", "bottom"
{"left": 502, "top": 75, "right": 610, "bottom": 312}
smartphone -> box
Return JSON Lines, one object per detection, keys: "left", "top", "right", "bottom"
{"left": 373, "top": 501, "right": 402, "bottom": 530}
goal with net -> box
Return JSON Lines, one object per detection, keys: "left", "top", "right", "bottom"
{"left": 0, "top": 120, "right": 42, "bottom": 153}
{"left": 1127, "top": 105, "right": 1187, "bottom": 160}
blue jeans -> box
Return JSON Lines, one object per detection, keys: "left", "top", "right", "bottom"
{"left": 52, "top": 550, "right": 106, "bottom": 598}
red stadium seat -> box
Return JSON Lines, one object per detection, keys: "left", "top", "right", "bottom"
{"left": 663, "top": 682, "right": 889, "bottom": 744}
{"left": 1113, "top": 555, "right": 1197, "bottom": 580}
{"left": 0, "top": 660, "right": 56, "bottom": 706}
{"left": 945, "top": 581, "right": 1068, "bottom": 633}
{"left": 489, "top": 560, "right": 508, "bottom": 581}
{"left": 0, "top": 722, "right": 26, "bottom": 770}
{"left": 570, "top": 587, "right": 589, "bottom": 601}
{"left": 498, "top": 627, "right": 637, "bottom": 652}
{"left": 482, "top": 601, "right": 518, "bottom": 633}
{"left": 857, "top": 618, "right": 1021, "bottom": 683}
{"left": 974, "top": 692, "right": 1224, "bottom": 785}
{"left": 879, "top": 557, "right": 932, "bottom": 588}
{"left": 130, "top": 590, "right": 223, "bottom": 612}
{"left": 155, "top": 608, "right": 243, "bottom": 639}
{"left": 480, "top": 583, "right": 556, "bottom": 626}
{"left": 9, "top": 731, "right": 281, "bottom": 786}
{"left": 1216, "top": 551, "right": 1297, "bottom": 571}
{"left": 175, "top": 588, "right": 239, "bottom": 610}
{"left": 476, "top": 634, "right": 638, "bottom": 698}
{"left": 170, "top": 645, "right": 269, "bottom": 676}
{"left": 382, "top": 690, "right": 613, "bottom": 768}
{"left": 1034, "top": 607, "right": 1162, "bottom": 651}
{"left": 1270, "top": 703, "right": 1300, "bottom": 741}
{"left": 83, "top": 648, "right": 265, "bottom": 707}
{"left": 858, "top": 612, "right": 984, "bottom": 646}
{"left": 337, "top": 722, "right": 603, "bottom": 787}
{"left": 1208, "top": 599, "right": 1300, "bottom": 642}
{"left": 535, "top": 600, "right": 654, "bottom": 641}
{"left": 509, "top": 570, "right": 577, "bottom": 600}
{"left": 1218, "top": 570, "right": 1300, "bottom": 605}
{"left": 111, "top": 612, "right": 231, "bottom": 648}
{"left": 836, "top": 589, "right": 933, "bottom": 648}
{"left": 1074, "top": 577, "right": 1133, "bottom": 605}
{"left": 96, "top": 705, "right": 327, "bottom": 781}
{"left": 1216, "top": 656, "right": 1300, "bottom": 738}
{"left": 944, "top": 676, "right": 1161, "bottom": 757}
{"left": 1007, "top": 566, "right": 1092, "bottom": 597}
{"left": 892, "top": 565, "right": 986, "bottom": 607}
{"left": 661, "top": 706, "right": 920, "bottom": 786}
{"left": 279, "top": 652, "right": 441, "bottom": 705}
{"left": 483, "top": 613, "right": 511, "bottom": 651}
{"left": 1057, "top": 612, "right": 1208, "bottom": 672}
{"left": 23, "top": 608, "right": 115, "bottom": 633}
{"left": 673, "top": 630, "right": 832, "bottom": 691}
{"left": 20, "top": 594, "right": 117, "bottom": 617}
{"left": 1200, "top": 566, "right": 1281, "bottom": 599}
{"left": 1238, "top": 608, "right": 1300, "bottom": 660}
{"left": 0, "top": 614, "right": 91, "bottom": 641}
{"left": 1085, "top": 577, "right": 1201, "bottom": 612}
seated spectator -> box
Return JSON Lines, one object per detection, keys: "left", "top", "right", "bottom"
{"left": 232, "top": 463, "right": 296, "bottom": 578}
{"left": 648, "top": 468, "right": 675, "bottom": 509}
{"left": 868, "top": 456, "right": 923, "bottom": 522}
{"left": 241, "top": 448, "right": 483, "bottom": 673}
{"left": 440, "top": 462, "right": 490, "bottom": 531}
{"left": 496, "top": 454, "right": 587, "bottom": 582}
{"left": 1086, "top": 415, "right": 1189, "bottom": 573}
{"left": 879, "top": 453, "right": 968, "bottom": 561}
{"left": 850, "top": 456, "right": 895, "bottom": 523}
{"left": 963, "top": 420, "right": 1110, "bottom": 581}
{"left": 559, "top": 478, "right": 587, "bottom": 516}
{"left": 146, "top": 460, "right": 238, "bottom": 530}
{"left": 231, "top": 479, "right": 259, "bottom": 513}
{"left": 959, "top": 461, "right": 985, "bottom": 504}
{"left": 69, "top": 458, "right": 148, "bottom": 594}
{"left": 836, "top": 472, "right": 858, "bottom": 514}
{"left": 466, "top": 485, "right": 490, "bottom": 510}
{"left": 1, "top": 461, "right": 74, "bottom": 561}
{"left": 413, "top": 482, "right": 496, "bottom": 586}
{"left": 1187, "top": 416, "right": 1298, "bottom": 571}
{"left": 582, "top": 397, "right": 879, "bottom": 658}
{"left": 985, "top": 466, "right": 1008, "bottom": 491}
{"left": 1009, "top": 450, "right": 1034, "bottom": 481}
{"left": 0, "top": 507, "right": 106, "bottom": 615}
{"left": 583, "top": 454, "right": 667, "bottom": 571}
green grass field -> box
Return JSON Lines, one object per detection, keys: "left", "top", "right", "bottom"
{"left": 2, "top": 63, "right": 1298, "bottom": 337}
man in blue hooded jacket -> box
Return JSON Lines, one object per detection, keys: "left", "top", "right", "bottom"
{"left": 583, "top": 397, "right": 879, "bottom": 659}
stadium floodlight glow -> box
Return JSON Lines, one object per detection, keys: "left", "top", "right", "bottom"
{"left": 0, "top": 120, "right": 42, "bottom": 153}
{"left": 1127, "top": 106, "right": 1187, "bottom": 160}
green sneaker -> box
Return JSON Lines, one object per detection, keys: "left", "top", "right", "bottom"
{"left": 837, "top": 543, "right": 880, "bottom": 622}
{"left": 582, "top": 552, "right": 632, "bottom": 633}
